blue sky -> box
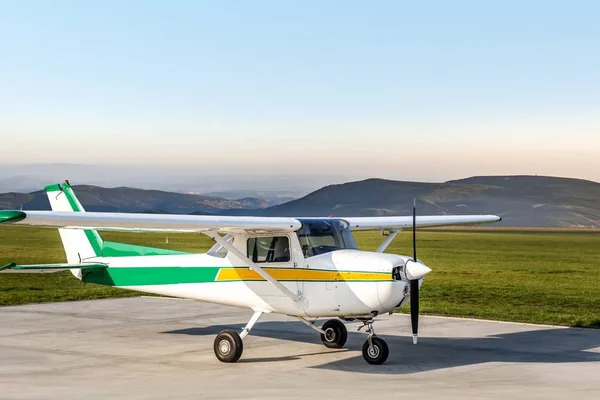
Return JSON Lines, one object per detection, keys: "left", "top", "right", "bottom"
{"left": 1, "top": 0, "right": 599, "bottom": 182}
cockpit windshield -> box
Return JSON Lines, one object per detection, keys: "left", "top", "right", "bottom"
{"left": 296, "top": 219, "right": 358, "bottom": 258}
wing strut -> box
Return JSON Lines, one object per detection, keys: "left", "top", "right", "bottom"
{"left": 376, "top": 229, "right": 400, "bottom": 253}
{"left": 205, "top": 232, "right": 308, "bottom": 309}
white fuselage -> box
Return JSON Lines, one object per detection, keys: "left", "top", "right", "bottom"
{"left": 80, "top": 247, "right": 412, "bottom": 318}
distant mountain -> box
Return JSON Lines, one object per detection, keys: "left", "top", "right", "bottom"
{"left": 0, "top": 185, "right": 276, "bottom": 214}
{"left": 258, "top": 176, "right": 600, "bottom": 228}
{"left": 201, "top": 189, "right": 302, "bottom": 205}
{"left": 2, "top": 176, "right": 599, "bottom": 227}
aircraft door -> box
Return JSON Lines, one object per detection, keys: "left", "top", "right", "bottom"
{"left": 247, "top": 234, "right": 303, "bottom": 299}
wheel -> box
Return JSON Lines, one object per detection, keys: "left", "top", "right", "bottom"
{"left": 362, "top": 336, "right": 389, "bottom": 365}
{"left": 214, "top": 330, "right": 243, "bottom": 363}
{"left": 320, "top": 319, "right": 348, "bottom": 348}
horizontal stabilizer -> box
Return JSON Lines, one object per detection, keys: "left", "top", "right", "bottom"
{"left": 0, "top": 262, "right": 108, "bottom": 272}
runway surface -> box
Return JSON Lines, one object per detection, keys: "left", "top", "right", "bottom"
{"left": 0, "top": 297, "right": 599, "bottom": 399}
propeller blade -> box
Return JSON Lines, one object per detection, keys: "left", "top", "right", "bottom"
{"left": 410, "top": 279, "right": 419, "bottom": 344}
{"left": 412, "top": 198, "right": 417, "bottom": 262}
{"left": 411, "top": 198, "right": 419, "bottom": 344}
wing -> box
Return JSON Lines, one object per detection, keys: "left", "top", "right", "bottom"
{"left": 342, "top": 215, "right": 501, "bottom": 230}
{"left": 0, "top": 210, "right": 301, "bottom": 233}
{"left": 0, "top": 210, "right": 499, "bottom": 233}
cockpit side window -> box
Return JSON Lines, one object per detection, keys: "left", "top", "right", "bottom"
{"left": 296, "top": 219, "right": 358, "bottom": 258}
{"left": 247, "top": 236, "right": 291, "bottom": 263}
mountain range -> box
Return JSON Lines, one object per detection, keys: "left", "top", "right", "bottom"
{"left": 1, "top": 176, "right": 599, "bottom": 228}
{"left": 0, "top": 185, "right": 284, "bottom": 214}
{"left": 257, "top": 176, "right": 600, "bottom": 228}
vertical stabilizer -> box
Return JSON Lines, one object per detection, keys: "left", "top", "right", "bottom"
{"left": 45, "top": 183, "right": 103, "bottom": 277}
{"left": 45, "top": 182, "right": 190, "bottom": 268}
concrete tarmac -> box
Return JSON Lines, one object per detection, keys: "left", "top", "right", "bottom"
{"left": 0, "top": 297, "right": 599, "bottom": 399}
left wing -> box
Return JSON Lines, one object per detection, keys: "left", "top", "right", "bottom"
{"left": 0, "top": 210, "right": 301, "bottom": 233}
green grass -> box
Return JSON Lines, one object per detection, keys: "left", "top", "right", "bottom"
{"left": 1, "top": 226, "right": 599, "bottom": 328}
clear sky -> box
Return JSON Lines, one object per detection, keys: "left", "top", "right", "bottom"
{"left": 1, "top": 0, "right": 599, "bottom": 182}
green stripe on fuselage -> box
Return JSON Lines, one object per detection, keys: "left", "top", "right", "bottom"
{"left": 83, "top": 267, "right": 222, "bottom": 286}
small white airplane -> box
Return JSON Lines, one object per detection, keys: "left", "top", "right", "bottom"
{"left": 0, "top": 182, "right": 501, "bottom": 364}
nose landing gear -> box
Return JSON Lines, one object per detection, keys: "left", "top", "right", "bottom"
{"left": 358, "top": 319, "right": 389, "bottom": 365}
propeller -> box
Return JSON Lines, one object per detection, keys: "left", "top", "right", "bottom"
{"left": 411, "top": 198, "right": 419, "bottom": 344}
{"left": 403, "top": 198, "right": 431, "bottom": 345}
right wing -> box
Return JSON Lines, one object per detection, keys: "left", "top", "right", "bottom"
{"left": 342, "top": 215, "right": 502, "bottom": 230}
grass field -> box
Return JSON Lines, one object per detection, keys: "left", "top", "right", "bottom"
{"left": 1, "top": 226, "right": 599, "bottom": 328}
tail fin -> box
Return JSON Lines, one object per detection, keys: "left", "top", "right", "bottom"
{"left": 45, "top": 182, "right": 103, "bottom": 263}
{"left": 45, "top": 182, "right": 188, "bottom": 265}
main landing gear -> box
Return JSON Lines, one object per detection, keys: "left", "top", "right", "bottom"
{"left": 319, "top": 319, "right": 348, "bottom": 348}
{"left": 214, "top": 330, "right": 244, "bottom": 363}
{"left": 213, "top": 312, "right": 389, "bottom": 365}
{"left": 214, "top": 310, "right": 262, "bottom": 363}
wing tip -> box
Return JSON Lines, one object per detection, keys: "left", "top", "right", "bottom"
{"left": 0, "top": 210, "right": 26, "bottom": 224}
{"left": 0, "top": 263, "right": 16, "bottom": 271}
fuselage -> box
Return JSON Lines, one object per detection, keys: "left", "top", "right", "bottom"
{"left": 77, "top": 249, "right": 413, "bottom": 318}
{"left": 66, "top": 218, "right": 423, "bottom": 318}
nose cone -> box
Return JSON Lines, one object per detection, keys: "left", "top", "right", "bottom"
{"left": 404, "top": 260, "right": 432, "bottom": 280}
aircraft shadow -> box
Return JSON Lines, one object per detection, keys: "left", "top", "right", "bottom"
{"left": 163, "top": 321, "right": 600, "bottom": 374}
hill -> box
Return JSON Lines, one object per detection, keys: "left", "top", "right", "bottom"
{"left": 1, "top": 176, "right": 599, "bottom": 227}
{"left": 259, "top": 175, "right": 600, "bottom": 228}
{"left": 0, "top": 185, "right": 274, "bottom": 214}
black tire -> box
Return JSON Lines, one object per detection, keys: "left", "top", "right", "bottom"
{"left": 214, "top": 330, "right": 243, "bottom": 363}
{"left": 320, "top": 319, "right": 348, "bottom": 348}
{"left": 362, "top": 336, "right": 389, "bottom": 365}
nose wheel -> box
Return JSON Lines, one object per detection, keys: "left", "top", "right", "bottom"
{"left": 358, "top": 319, "right": 389, "bottom": 365}
{"left": 362, "top": 336, "right": 389, "bottom": 365}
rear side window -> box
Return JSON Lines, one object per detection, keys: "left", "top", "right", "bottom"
{"left": 247, "top": 236, "right": 290, "bottom": 263}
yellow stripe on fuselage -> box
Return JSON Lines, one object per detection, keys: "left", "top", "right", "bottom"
{"left": 215, "top": 267, "right": 392, "bottom": 282}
